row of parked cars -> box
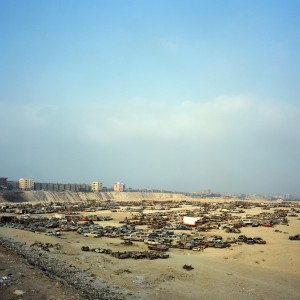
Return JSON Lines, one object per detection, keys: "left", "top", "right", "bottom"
{"left": 204, "top": 235, "right": 266, "bottom": 247}
{"left": 236, "top": 235, "right": 266, "bottom": 244}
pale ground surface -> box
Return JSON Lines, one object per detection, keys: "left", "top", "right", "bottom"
{"left": 1, "top": 204, "right": 300, "bottom": 299}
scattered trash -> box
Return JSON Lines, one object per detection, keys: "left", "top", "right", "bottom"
{"left": 0, "top": 273, "right": 13, "bottom": 286}
{"left": 182, "top": 264, "right": 194, "bottom": 271}
{"left": 31, "top": 242, "right": 61, "bottom": 252}
{"left": 13, "top": 289, "right": 25, "bottom": 296}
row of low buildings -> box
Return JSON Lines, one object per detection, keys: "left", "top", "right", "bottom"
{"left": 0, "top": 177, "right": 125, "bottom": 192}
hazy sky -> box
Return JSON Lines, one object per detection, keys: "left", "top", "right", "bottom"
{"left": 1, "top": 1, "right": 300, "bottom": 194}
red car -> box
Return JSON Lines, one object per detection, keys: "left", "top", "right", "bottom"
{"left": 261, "top": 223, "right": 273, "bottom": 227}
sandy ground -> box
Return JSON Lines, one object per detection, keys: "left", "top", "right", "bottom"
{"left": 0, "top": 245, "right": 83, "bottom": 300}
{"left": 0, "top": 205, "right": 299, "bottom": 300}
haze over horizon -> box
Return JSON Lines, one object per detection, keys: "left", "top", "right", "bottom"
{"left": 1, "top": 1, "right": 300, "bottom": 195}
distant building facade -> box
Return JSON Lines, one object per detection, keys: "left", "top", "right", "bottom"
{"left": 0, "top": 177, "right": 8, "bottom": 189}
{"left": 19, "top": 178, "right": 34, "bottom": 190}
{"left": 91, "top": 182, "right": 103, "bottom": 192}
{"left": 7, "top": 181, "right": 19, "bottom": 190}
{"left": 34, "top": 182, "right": 91, "bottom": 192}
{"left": 113, "top": 182, "right": 125, "bottom": 192}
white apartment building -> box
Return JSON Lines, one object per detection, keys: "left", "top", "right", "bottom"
{"left": 19, "top": 178, "right": 34, "bottom": 191}
{"left": 91, "top": 182, "right": 103, "bottom": 192}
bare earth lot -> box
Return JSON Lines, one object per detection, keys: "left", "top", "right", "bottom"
{"left": 0, "top": 245, "right": 83, "bottom": 300}
{"left": 1, "top": 203, "right": 300, "bottom": 300}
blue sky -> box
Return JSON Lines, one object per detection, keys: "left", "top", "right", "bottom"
{"left": 1, "top": 1, "right": 300, "bottom": 194}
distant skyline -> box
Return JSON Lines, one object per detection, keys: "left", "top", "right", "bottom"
{"left": 1, "top": 1, "right": 300, "bottom": 194}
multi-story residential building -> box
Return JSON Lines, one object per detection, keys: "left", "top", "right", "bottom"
{"left": 19, "top": 178, "right": 34, "bottom": 191}
{"left": 0, "top": 177, "right": 8, "bottom": 189}
{"left": 113, "top": 182, "right": 125, "bottom": 192}
{"left": 7, "top": 181, "right": 19, "bottom": 190}
{"left": 91, "top": 182, "right": 103, "bottom": 192}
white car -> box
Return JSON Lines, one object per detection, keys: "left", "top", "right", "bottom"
{"left": 84, "top": 232, "right": 100, "bottom": 238}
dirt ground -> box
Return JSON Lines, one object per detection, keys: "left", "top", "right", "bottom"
{"left": 0, "top": 204, "right": 300, "bottom": 300}
{"left": 0, "top": 245, "right": 83, "bottom": 300}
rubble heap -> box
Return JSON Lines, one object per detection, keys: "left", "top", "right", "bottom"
{"left": 0, "top": 237, "right": 141, "bottom": 300}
